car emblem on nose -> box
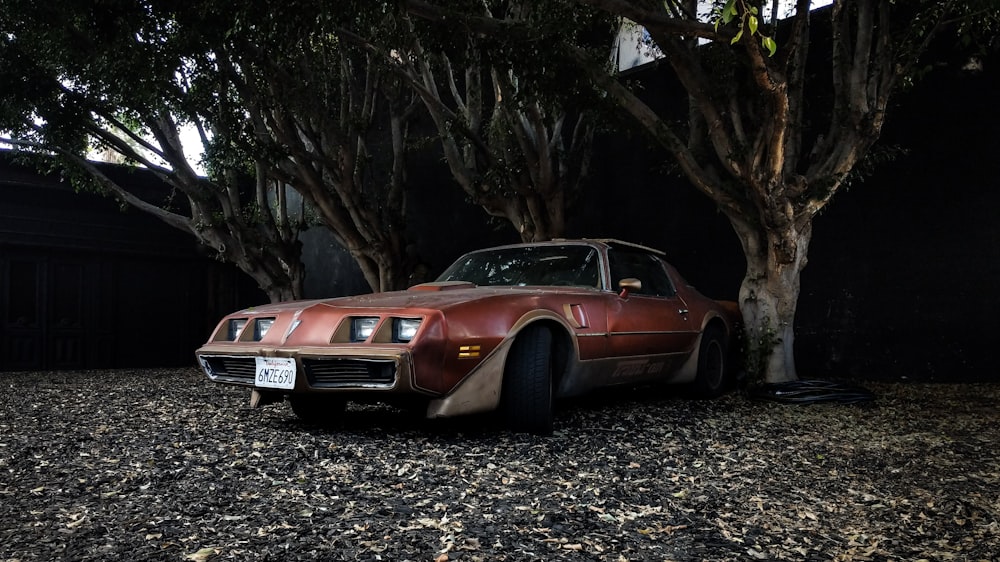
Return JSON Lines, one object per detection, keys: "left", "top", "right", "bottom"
{"left": 284, "top": 310, "right": 304, "bottom": 341}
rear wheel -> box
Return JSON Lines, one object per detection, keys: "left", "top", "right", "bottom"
{"left": 288, "top": 395, "right": 347, "bottom": 425}
{"left": 692, "top": 326, "right": 728, "bottom": 398}
{"left": 501, "top": 324, "right": 554, "bottom": 435}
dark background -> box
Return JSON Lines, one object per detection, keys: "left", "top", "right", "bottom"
{"left": 2, "top": 55, "right": 996, "bottom": 381}
{"left": 0, "top": 159, "right": 260, "bottom": 370}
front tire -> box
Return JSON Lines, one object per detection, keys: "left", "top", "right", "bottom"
{"left": 692, "top": 326, "right": 728, "bottom": 398}
{"left": 288, "top": 395, "right": 347, "bottom": 425}
{"left": 501, "top": 324, "right": 554, "bottom": 435}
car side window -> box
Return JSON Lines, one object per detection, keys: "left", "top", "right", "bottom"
{"left": 608, "top": 249, "right": 677, "bottom": 297}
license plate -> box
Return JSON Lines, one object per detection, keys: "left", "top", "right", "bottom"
{"left": 254, "top": 357, "right": 296, "bottom": 390}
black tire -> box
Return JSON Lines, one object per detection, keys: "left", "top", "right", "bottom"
{"left": 288, "top": 395, "right": 347, "bottom": 425}
{"left": 501, "top": 324, "right": 554, "bottom": 435}
{"left": 692, "top": 326, "right": 728, "bottom": 398}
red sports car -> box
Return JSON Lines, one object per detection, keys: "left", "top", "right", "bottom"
{"left": 196, "top": 239, "right": 741, "bottom": 434}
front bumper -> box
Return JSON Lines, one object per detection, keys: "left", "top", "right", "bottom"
{"left": 195, "top": 344, "right": 428, "bottom": 395}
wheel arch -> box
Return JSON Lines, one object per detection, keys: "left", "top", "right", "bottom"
{"left": 675, "top": 313, "right": 731, "bottom": 383}
{"left": 702, "top": 315, "right": 729, "bottom": 343}
{"left": 425, "top": 310, "right": 577, "bottom": 419}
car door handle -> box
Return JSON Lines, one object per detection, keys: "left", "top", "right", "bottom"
{"left": 678, "top": 308, "right": 689, "bottom": 315}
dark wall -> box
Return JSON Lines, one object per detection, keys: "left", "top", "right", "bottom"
{"left": 796, "top": 63, "right": 1000, "bottom": 381}
{"left": 0, "top": 156, "right": 264, "bottom": 371}
{"left": 298, "top": 226, "right": 371, "bottom": 298}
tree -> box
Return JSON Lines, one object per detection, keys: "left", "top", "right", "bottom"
{"left": 391, "top": 2, "right": 606, "bottom": 242}
{"left": 407, "top": 0, "right": 1000, "bottom": 383}
{"left": 576, "top": 0, "right": 999, "bottom": 382}
{"left": 0, "top": 0, "right": 307, "bottom": 302}
{"left": 180, "top": 2, "right": 426, "bottom": 292}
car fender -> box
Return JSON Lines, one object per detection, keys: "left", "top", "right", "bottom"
{"left": 674, "top": 331, "right": 703, "bottom": 382}
{"left": 426, "top": 310, "right": 576, "bottom": 418}
{"left": 675, "top": 310, "right": 735, "bottom": 382}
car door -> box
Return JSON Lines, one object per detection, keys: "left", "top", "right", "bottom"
{"left": 604, "top": 249, "right": 699, "bottom": 381}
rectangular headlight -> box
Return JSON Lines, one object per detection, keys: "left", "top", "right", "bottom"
{"left": 228, "top": 318, "right": 248, "bottom": 341}
{"left": 255, "top": 318, "right": 275, "bottom": 341}
{"left": 351, "top": 317, "right": 379, "bottom": 341}
{"left": 393, "top": 318, "right": 422, "bottom": 343}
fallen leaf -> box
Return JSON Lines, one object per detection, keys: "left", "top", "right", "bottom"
{"left": 185, "top": 547, "right": 219, "bottom": 562}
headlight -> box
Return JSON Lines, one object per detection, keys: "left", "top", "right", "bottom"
{"left": 351, "top": 317, "right": 379, "bottom": 341}
{"left": 255, "top": 318, "right": 275, "bottom": 340}
{"left": 228, "top": 318, "right": 248, "bottom": 341}
{"left": 394, "top": 318, "right": 422, "bottom": 343}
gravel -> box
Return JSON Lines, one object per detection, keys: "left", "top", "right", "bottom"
{"left": 1, "top": 368, "right": 998, "bottom": 561}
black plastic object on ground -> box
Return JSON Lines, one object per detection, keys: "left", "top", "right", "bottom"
{"left": 747, "top": 379, "right": 876, "bottom": 404}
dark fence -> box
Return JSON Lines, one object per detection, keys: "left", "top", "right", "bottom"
{"left": 0, "top": 156, "right": 263, "bottom": 371}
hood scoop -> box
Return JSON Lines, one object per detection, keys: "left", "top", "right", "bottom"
{"left": 408, "top": 281, "right": 477, "bottom": 292}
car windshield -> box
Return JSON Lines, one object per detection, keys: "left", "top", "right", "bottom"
{"left": 438, "top": 245, "right": 601, "bottom": 288}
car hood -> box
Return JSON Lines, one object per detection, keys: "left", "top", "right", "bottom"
{"left": 240, "top": 282, "right": 596, "bottom": 315}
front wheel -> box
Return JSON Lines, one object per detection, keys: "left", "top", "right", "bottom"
{"left": 501, "top": 324, "right": 554, "bottom": 435}
{"left": 692, "top": 326, "right": 729, "bottom": 398}
{"left": 288, "top": 395, "right": 347, "bottom": 425}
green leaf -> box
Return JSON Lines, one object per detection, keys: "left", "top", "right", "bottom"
{"left": 731, "top": 29, "right": 743, "bottom": 45}
{"left": 762, "top": 36, "right": 777, "bottom": 57}
{"left": 748, "top": 15, "right": 758, "bottom": 35}
{"left": 722, "top": 0, "right": 737, "bottom": 23}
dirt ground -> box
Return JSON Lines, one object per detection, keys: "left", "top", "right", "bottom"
{"left": 1, "top": 368, "right": 997, "bottom": 561}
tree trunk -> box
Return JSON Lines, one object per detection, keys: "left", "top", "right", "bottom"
{"left": 729, "top": 216, "right": 813, "bottom": 384}
{"left": 230, "top": 253, "right": 304, "bottom": 304}
{"left": 345, "top": 243, "right": 413, "bottom": 294}
{"left": 263, "top": 283, "right": 299, "bottom": 304}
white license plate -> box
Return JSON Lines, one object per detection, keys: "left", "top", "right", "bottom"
{"left": 254, "top": 357, "right": 296, "bottom": 390}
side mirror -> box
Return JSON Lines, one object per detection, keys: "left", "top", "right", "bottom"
{"left": 618, "top": 278, "right": 641, "bottom": 298}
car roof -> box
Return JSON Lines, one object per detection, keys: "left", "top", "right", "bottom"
{"left": 471, "top": 238, "right": 665, "bottom": 256}
{"left": 585, "top": 238, "right": 665, "bottom": 256}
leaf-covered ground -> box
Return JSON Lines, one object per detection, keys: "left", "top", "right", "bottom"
{"left": 1, "top": 368, "right": 997, "bottom": 561}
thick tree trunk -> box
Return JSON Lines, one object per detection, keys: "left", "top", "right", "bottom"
{"left": 377, "top": 257, "right": 406, "bottom": 294}
{"left": 346, "top": 242, "right": 414, "bottom": 293}
{"left": 263, "top": 283, "right": 299, "bottom": 304}
{"left": 730, "top": 217, "right": 813, "bottom": 384}
{"left": 511, "top": 191, "right": 565, "bottom": 243}
{"left": 234, "top": 255, "right": 304, "bottom": 304}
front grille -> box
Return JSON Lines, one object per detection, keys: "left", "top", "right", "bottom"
{"left": 202, "top": 356, "right": 256, "bottom": 384}
{"left": 302, "top": 358, "right": 397, "bottom": 388}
